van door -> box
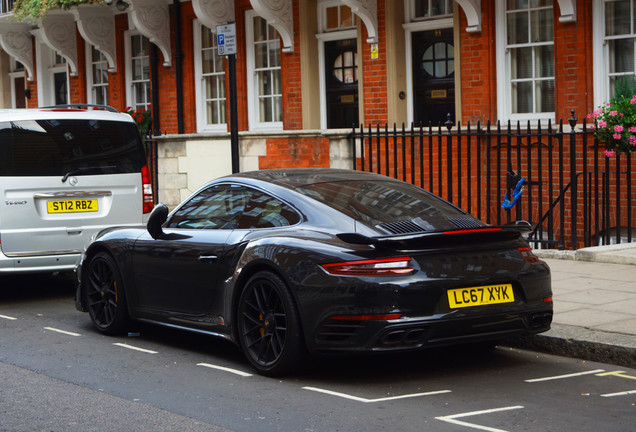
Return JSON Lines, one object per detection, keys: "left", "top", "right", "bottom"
{"left": 1, "top": 174, "right": 142, "bottom": 259}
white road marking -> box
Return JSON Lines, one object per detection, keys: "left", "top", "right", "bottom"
{"left": 525, "top": 369, "right": 606, "bottom": 383}
{"left": 0, "top": 314, "right": 17, "bottom": 320}
{"left": 601, "top": 390, "right": 636, "bottom": 398}
{"left": 197, "top": 363, "right": 253, "bottom": 377}
{"left": 113, "top": 342, "right": 158, "bottom": 354}
{"left": 43, "top": 327, "right": 81, "bottom": 337}
{"left": 436, "top": 405, "right": 524, "bottom": 432}
{"left": 302, "top": 386, "right": 451, "bottom": 403}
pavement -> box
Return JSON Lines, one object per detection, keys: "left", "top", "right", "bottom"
{"left": 506, "top": 243, "right": 636, "bottom": 369}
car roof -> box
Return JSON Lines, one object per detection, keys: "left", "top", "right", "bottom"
{"left": 0, "top": 106, "right": 135, "bottom": 123}
{"left": 230, "top": 168, "right": 394, "bottom": 188}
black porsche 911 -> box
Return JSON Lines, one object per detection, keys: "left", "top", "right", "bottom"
{"left": 75, "top": 168, "right": 552, "bottom": 376}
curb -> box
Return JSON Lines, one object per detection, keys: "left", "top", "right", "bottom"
{"left": 534, "top": 244, "right": 636, "bottom": 266}
{"left": 503, "top": 324, "right": 636, "bottom": 369}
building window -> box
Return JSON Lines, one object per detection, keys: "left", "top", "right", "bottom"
{"left": 323, "top": 4, "right": 357, "bottom": 31}
{"left": 246, "top": 12, "right": 282, "bottom": 130}
{"left": 410, "top": 0, "right": 453, "bottom": 19}
{"left": 88, "top": 46, "right": 109, "bottom": 106}
{"left": 497, "top": 0, "right": 555, "bottom": 121}
{"left": 127, "top": 33, "right": 151, "bottom": 110}
{"left": 604, "top": 0, "right": 636, "bottom": 97}
{"left": 194, "top": 21, "right": 227, "bottom": 132}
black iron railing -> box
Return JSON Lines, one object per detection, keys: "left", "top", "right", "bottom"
{"left": 351, "top": 111, "right": 635, "bottom": 250}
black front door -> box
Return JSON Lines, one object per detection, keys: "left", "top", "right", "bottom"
{"left": 325, "top": 38, "right": 359, "bottom": 129}
{"left": 412, "top": 29, "right": 455, "bottom": 126}
{"left": 54, "top": 72, "right": 67, "bottom": 105}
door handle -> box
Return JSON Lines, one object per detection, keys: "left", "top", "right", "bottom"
{"left": 198, "top": 255, "right": 218, "bottom": 263}
{"left": 66, "top": 228, "right": 82, "bottom": 235}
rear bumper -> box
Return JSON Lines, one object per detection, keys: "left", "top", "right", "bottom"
{"left": 0, "top": 251, "right": 80, "bottom": 274}
{"left": 309, "top": 307, "right": 553, "bottom": 354}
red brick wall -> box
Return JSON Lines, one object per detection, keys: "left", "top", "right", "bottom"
{"left": 553, "top": 4, "right": 595, "bottom": 120}
{"left": 180, "top": 2, "right": 197, "bottom": 134}
{"left": 236, "top": 0, "right": 252, "bottom": 132}
{"left": 259, "top": 136, "right": 331, "bottom": 169}
{"left": 360, "top": 0, "right": 388, "bottom": 125}
{"left": 458, "top": 1, "right": 497, "bottom": 124}
{"left": 69, "top": 31, "right": 87, "bottom": 104}
{"left": 109, "top": 14, "right": 129, "bottom": 112}
{"left": 282, "top": 1, "right": 303, "bottom": 131}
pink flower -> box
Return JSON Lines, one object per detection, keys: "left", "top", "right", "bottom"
{"left": 610, "top": 110, "right": 619, "bottom": 116}
{"left": 629, "top": 127, "right": 636, "bottom": 133}
{"left": 598, "top": 120, "right": 607, "bottom": 128}
{"left": 605, "top": 149, "right": 615, "bottom": 157}
{"left": 630, "top": 136, "right": 636, "bottom": 145}
{"left": 590, "top": 124, "right": 597, "bottom": 130}
{"left": 593, "top": 108, "right": 603, "bottom": 117}
{"left": 615, "top": 125, "right": 624, "bottom": 133}
{"left": 631, "top": 95, "right": 636, "bottom": 104}
{"left": 613, "top": 132, "right": 622, "bottom": 140}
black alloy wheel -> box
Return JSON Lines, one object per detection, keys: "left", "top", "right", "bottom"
{"left": 85, "top": 252, "right": 128, "bottom": 335}
{"left": 237, "top": 271, "right": 303, "bottom": 376}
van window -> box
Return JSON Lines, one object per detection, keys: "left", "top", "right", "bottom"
{"left": 0, "top": 119, "right": 146, "bottom": 177}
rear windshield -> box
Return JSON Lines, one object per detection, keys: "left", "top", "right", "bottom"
{"left": 296, "top": 180, "right": 479, "bottom": 232}
{"left": 0, "top": 119, "right": 146, "bottom": 177}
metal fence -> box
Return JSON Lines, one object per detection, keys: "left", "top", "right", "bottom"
{"left": 350, "top": 111, "right": 636, "bottom": 250}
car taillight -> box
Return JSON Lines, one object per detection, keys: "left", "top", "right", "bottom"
{"left": 141, "top": 165, "right": 153, "bottom": 214}
{"left": 518, "top": 246, "right": 539, "bottom": 263}
{"left": 321, "top": 257, "right": 414, "bottom": 276}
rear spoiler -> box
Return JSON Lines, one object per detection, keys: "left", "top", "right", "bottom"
{"left": 337, "top": 224, "right": 530, "bottom": 250}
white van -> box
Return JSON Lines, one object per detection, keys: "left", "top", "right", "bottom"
{"left": 0, "top": 105, "right": 153, "bottom": 273}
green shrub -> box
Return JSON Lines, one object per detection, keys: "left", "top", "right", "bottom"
{"left": 12, "top": 0, "right": 102, "bottom": 21}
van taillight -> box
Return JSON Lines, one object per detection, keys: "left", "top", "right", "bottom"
{"left": 141, "top": 165, "right": 153, "bottom": 214}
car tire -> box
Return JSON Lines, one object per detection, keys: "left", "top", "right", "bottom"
{"left": 85, "top": 252, "right": 129, "bottom": 335}
{"left": 237, "top": 271, "right": 303, "bottom": 376}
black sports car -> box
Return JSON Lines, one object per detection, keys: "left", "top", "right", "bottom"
{"left": 75, "top": 169, "right": 552, "bottom": 376}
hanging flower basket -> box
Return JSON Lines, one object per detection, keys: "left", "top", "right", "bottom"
{"left": 588, "top": 94, "right": 636, "bottom": 157}
{"left": 125, "top": 106, "right": 152, "bottom": 137}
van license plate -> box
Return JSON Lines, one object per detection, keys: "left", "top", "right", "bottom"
{"left": 47, "top": 199, "right": 99, "bottom": 213}
{"left": 447, "top": 284, "right": 514, "bottom": 309}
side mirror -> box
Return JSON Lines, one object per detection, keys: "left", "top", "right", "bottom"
{"left": 147, "top": 203, "right": 169, "bottom": 239}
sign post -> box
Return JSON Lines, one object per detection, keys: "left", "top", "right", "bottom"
{"left": 217, "top": 23, "right": 239, "bottom": 173}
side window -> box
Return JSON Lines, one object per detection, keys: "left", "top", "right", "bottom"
{"left": 238, "top": 190, "right": 300, "bottom": 229}
{"left": 168, "top": 185, "right": 252, "bottom": 229}
{"left": 88, "top": 46, "right": 109, "bottom": 105}
{"left": 127, "top": 33, "right": 151, "bottom": 111}
{"left": 194, "top": 20, "right": 227, "bottom": 132}
{"left": 496, "top": 0, "right": 555, "bottom": 122}
{"left": 246, "top": 11, "right": 283, "bottom": 130}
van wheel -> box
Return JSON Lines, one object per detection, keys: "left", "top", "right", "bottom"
{"left": 85, "top": 252, "right": 128, "bottom": 335}
{"left": 237, "top": 271, "right": 303, "bottom": 376}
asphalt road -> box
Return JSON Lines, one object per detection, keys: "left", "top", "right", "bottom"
{"left": 1, "top": 274, "right": 635, "bottom": 432}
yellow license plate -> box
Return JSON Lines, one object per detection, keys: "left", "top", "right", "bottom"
{"left": 47, "top": 199, "right": 98, "bottom": 213}
{"left": 447, "top": 284, "right": 514, "bottom": 309}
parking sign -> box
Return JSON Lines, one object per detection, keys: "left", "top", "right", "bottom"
{"left": 217, "top": 23, "right": 237, "bottom": 56}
